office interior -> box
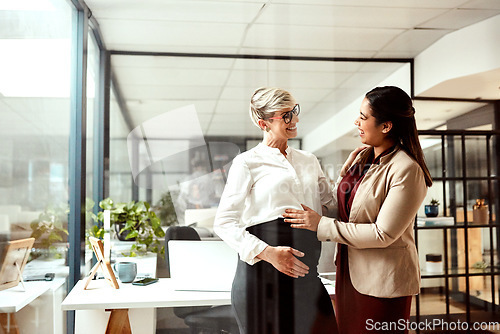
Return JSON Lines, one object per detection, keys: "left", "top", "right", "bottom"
{"left": 0, "top": 0, "right": 499, "bottom": 333}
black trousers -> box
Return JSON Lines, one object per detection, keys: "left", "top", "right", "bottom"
{"left": 231, "top": 219, "right": 336, "bottom": 334}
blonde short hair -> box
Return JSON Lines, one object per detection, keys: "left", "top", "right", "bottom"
{"left": 249, "top": 87, "right": 295, "bottom": 129}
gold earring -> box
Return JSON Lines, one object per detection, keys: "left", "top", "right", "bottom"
{"left": 266, "top": 127, "right": 270, "bottom": 132}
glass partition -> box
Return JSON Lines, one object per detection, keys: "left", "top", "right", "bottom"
{"left": 0, "top": 1, "right": 73, "bottom": 333}
{"left": 109, "top": 86, "right": 133, "bottom": 203}
{"left": 107, "top": 54, "right": 412, "bottom": 333}
{"left": 108, "top": 54, "right": 410, "bottom": 227}
{"left": 84, "top": 30, "right": 100, "bottom": 269}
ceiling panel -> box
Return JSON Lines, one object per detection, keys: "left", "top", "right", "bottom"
{"left": 418, "top": 8, "right": 500, "bottom": 29}
{"left": 243, "top": 24, "right": 404, "bottom": 52}
{"left": 120, "top": 85, "right": 222, "bottom": 101}
{"left": 461, "top": 0, "right": 500, "bottom": 9}
{"left": 85, "top": 1, "right": 263, "bottom": 23}
{"left": 112, "top": 55, "right": 235, "bottom": 70}
{"left": 76, "top": 0, "right": 500, "bottom": 144}
{"left": 275, "top": 0, "right": 466, "bottom": 8}
{"left": 115, "top": 67, "right": 230, "bottom": 86}
{"left": 97, "top": 19, "right": 247, "bottom": 51}
{"left": 257, "top": 4, "right": 446, "bottom": 29}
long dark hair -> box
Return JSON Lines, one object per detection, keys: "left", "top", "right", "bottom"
{"left": 357, "top": 86, "right": 433, "bottom": 187}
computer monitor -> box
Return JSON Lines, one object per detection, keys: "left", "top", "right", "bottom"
{"left": 168, "top": 240, "right": 237, "bottom": 292}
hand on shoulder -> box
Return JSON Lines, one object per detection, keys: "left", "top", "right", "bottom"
{"left": 340, "top": 145, "right": 370, "bottom": 177}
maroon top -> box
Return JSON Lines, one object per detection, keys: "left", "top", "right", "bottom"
{"left": 337, "top": 147, "right": 391, "bottom": 222}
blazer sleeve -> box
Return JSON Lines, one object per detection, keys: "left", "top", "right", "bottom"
{"left": 317, "top": 162, "right": 427, "bottom": 249}
{"left": 213, "top": 156, "right": 269, "bottom": 264}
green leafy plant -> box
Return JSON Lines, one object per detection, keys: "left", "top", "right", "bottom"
{"left": 94, "top": 198, "right": 165, "bottom": 258}
{"left": 30, "top": 203, "right": 69, "bottom": 258}
{"left": 154, "top": 191, "right": 178, "bottom": 227}
{"left": 430, "top": 198, "right": 440, "bottom": 206}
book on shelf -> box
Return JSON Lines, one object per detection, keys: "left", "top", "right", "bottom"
{"left": 417, "top": 216, "right": 455, "bottom": 227}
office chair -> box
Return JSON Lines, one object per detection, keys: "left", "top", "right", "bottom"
{"left": 165, "top": 226, "right": 240, "bottom": 334}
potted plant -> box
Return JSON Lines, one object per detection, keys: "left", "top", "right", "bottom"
{"left": 424, "top": 198, "right": 440, "bottom": 217}
{"left": 30, "top": 203, "right": 69, "bottom": 259}
{"left": 94, "top": 198, "right": 165, "bottom": 258}
{"left": 32, "top": 199, "right": 98, "bottom": 260}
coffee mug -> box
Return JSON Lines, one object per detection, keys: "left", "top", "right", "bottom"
{"left": 113, "top": 262, "right": 137, "bottom": 283}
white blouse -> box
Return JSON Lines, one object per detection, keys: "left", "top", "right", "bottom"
{"left": 214, "top": 143, "right": 334, "bottom": 265}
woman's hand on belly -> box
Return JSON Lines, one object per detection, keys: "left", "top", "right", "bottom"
{"left": 257, "top": 246, "right": 309, "bottom": 278}
{"left": 284, "top": 204, "right": 321, "bottom": 232}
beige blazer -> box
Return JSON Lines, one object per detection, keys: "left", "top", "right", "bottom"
{"left": 317, "top": 147, "right": 427, "bottom": 298}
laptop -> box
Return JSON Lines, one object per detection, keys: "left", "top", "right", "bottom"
{"left": 168, "top": 240, "right": 238, "bottom": 292}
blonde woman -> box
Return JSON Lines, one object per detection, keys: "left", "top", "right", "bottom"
{"left": 214, "top": 87, "right": 338, "bottom": 334}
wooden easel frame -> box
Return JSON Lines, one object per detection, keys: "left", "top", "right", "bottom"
{"left": 0, "top": 237, "right": 35, "bottom": 292}
{"left": 84, "top": 237, "right": 119, "bottom": 290}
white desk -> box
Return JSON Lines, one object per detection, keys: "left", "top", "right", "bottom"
{"left": 0, "top": 281, "right": 51, "bottom": 313}
{"left": 62, "top": 278, "right": 231, "bottom": 333}
{"left": 0, "top": 278, "right": 66, "bottom": 334}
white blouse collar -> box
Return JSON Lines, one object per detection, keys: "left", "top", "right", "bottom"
{"left": 257, "top": 142, "right": 291, "bottom": 155}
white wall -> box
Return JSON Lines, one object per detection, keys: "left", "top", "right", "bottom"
{"left": 415, "top": 14, "right": 500, "bottom": 96}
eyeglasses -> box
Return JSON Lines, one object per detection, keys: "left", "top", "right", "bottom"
{"left": 268, "top": 104, "right": 300, "bottom": 124}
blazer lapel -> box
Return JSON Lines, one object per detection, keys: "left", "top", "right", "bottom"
{"left": 348, "top": 164, "right": 380, "bottom": 223}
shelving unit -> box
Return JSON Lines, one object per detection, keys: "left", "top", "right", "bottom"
{"left": 414, "top": 130, "right": 500, "bottom": 326}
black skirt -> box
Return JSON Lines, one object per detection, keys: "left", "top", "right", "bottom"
{"left": 231, "top": 218, "right": 337, "bottom": 334}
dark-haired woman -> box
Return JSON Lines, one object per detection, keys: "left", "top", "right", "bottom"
{"left": 283, "top": 86, "right": 432, "bottom": 334}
